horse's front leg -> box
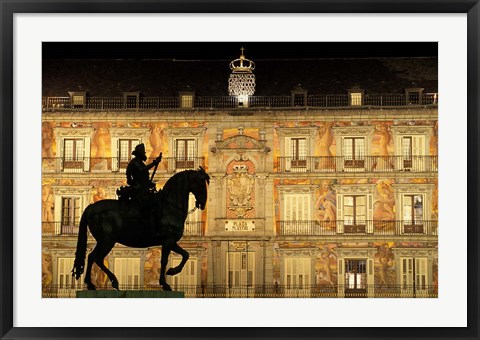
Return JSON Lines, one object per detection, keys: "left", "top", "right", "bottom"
{"left": 166, "top": 243, "right": 189, "bottom": 276}
{"left": 159, "top": 242, "right": 172, "bottom": 291}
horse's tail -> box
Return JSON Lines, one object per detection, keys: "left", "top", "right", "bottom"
{"left": 72, "top": 204, "right": 91, "bottom": 280}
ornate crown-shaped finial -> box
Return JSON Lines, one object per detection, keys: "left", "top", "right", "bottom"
{"left": 229, "top": 47, "right": 255, "bottom": 73}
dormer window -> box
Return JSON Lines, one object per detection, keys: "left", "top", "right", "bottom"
{"left": 348, "top": 87, "right": 364, "bottom": 106}
{"left": 291, "top": 85, "right": 307, "bottom": 107}
{"left": 68, "top": 92, "right": 86, "bottom": 108}
{"left": 405, "top": 87, "right": 424, "bottom": 105}
{"left": 123, "top": 91, "right": 141, "bottom": 109}
{"left": 179, "top": 90, "right": 195, "bottom": 108}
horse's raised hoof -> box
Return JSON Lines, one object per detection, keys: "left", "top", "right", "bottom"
{"left": 166, "top": 268, "right": 178, "bottom": 276}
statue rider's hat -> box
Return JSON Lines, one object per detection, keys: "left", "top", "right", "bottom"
{"left": 132, "top": 143, "right": 146, "bottom": 157}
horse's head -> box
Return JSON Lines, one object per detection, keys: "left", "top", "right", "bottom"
{"left": 191, "top": 166, "right": 210, "bottom": 210}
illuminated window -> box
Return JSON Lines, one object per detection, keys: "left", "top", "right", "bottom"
{"left": 118, "top": 139, "right": 140, "bottom": 169}
{"left": 181, "top": 95, "right": 194, "bottom": 108}
{"left": 343, "top": 137, "right": 366, "bottom": 169}
{"left": 175, "top": 139, "right": 196, "bottom": 169}
{"left": 344, "top": 259, "right": 367, "bottom": 292}
{"left": 343, "top": 195, "right": 366, "bottom": 233}
{"left": 350, "top": 92, "right": 362, "bottom": 106}
{"left": 63, "top": 138, "right": 84, "bottom": 171}
{"left": 285, "top": 137, "right": 309, "bottom": 170}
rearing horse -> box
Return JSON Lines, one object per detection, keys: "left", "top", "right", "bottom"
{"left": 72, "top": 167, "right": 210, "bottom": 291}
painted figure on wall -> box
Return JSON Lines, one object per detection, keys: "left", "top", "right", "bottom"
{"left": 144, "top": 248, "right": 161, "bottom": 285}
{"left": 91, "top": 123, "right": 111, "bottom": 171}
{"left": 375, "top": 243, "right": 395, "bottom": 286}
{"left": 148, "top": 123, "right": 167, "bottom": 171}
{"left": 373, "top": 180, "right": 395, "bottom": 230}
{"left": 91, "top": 260, "right": 109, "bottom": 288}
{"left": 317, "top": 122, "right": 335, "bottom": 170}
{"left": 93, "top": 187, "right": 106, "bottom": 203}
{"left": 42, "top": 253, "right": 53, "bottom": 286}
{"left": 314, "top": 180, "right": 336, "bottom": 229}
{"left": 316, "top": 246, "right": 336, "bottom": 285}
{"left": 373, "top": 123, "right": 394, "bottom": 170}
{"left": 42, "top": 185, "right": 55, "bottom": 233}
{"left": 42, "top": 123, "right": 55, "bottom": 170}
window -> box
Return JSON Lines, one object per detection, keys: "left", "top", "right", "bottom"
{"left": 175, "top": 139, "right": 196, "bottom": 169}
{"left": 55, "top": 128, "right": 93, "bottom": 172}
{"left": 169, "top": 257, "right": 197, "bottom": 296}
{"left": 114, "top": 258, "right": 140, "bottom": 288}
{"left": 344, "top": 259, "right": 367, "bottom": 295}
{"left": 57, "top": 258, "right": 82, "bottom": 297}
{"left": 333, "top": 126, "right": 374, "bottom": 172}
{"left": 63, "top": 139, "right": 84, "bottom": 170}
{"left": 343, "top": 137, "right": 365, "bottom": 169}
{"left": 226, "top": 251, "right": 255, "bottom": 296}
{"left": 283, "top": 193, "right": 311, "bottom": 234}
{"left": 118, "top": 139, "right": 140, "bottom": 169}
{"left": 68, "top": 91, "right": 86, "bottom": 108}
{"left": 400, "top": 257, "right": 428, "bottom": 296}
{"left": 398, "top": 135, "right": 425, "bottom": 170}
{"left": 284, "top": 257, "right": 311, "bottom": 297}
{"left": 285, "top": 137, "right": 309, "bottom": 171}
{"left": 335, "top": 184, "right": 374, "bottom": 234}
{"left": 181, "top": 95, "right": 194, "bottom": 108}
{"left": 349, "top": 92, "right": 362, "bottom": 106}
{"left": 403, "top": 194, "right": 424, "bottom": 233}
{"left": 343, "top": 196, "right": 366, "bottom": 233}
{"left": 61, "top": 197, "right": 80, "bottom": 227}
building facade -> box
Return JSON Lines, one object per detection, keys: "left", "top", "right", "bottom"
{"left": 41, "top": 55, "right": 438, "bottom": 298}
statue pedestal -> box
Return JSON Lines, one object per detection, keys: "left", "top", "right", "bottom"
{"left": 76, "top": 290, "right": 185, "bottom": 298}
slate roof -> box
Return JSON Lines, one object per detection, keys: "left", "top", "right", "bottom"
{"left": 42, "top": 57, "right": 437, "bottom": 97}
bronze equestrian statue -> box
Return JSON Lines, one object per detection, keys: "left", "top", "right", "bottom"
{"left": 71, "top": 144, "right": 209, "bottom": 291}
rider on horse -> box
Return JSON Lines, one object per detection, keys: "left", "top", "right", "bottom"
{"left": 126, "top": 143, "right": 162, "bottom": 196}
{"left": 117, "top": 144, "right": 162, "bottom": 228}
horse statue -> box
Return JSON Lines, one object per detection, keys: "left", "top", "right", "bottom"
{"left": 71, "top": 167, "right": 210, "bottom": 291}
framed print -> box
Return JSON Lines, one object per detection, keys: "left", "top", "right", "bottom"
{"left": 1, "top": 1, "right": 479, "bottom": 339}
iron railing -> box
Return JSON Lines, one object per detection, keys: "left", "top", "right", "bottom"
{"left": 277, "top": 220, "right": 438, "bottom": 236}
{"left": 42, "top": 157, "right": 205, "bottom": 173}
{"left": 277, "top": 155, "right": 438, "bottom": 173}
{"left": 42, "top": 93, "right": 438, "bottom": 111}
{"left": 42, "top": 221, "right": 205, "bottom": 237}
{"left": 42, "top": 284, "right": 438, "bottom": 298}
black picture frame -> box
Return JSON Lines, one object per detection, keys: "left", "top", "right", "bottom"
{"left": 1, "top": 1, "right": 478, "bottom": 339}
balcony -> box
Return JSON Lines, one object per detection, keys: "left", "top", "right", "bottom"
{"left": 277, "top": 155, "right": 438, "bottom": 173}
{"left": 41, "top": 283, "right": 438, "bottom": 298}
{"left": 42, "top": 157, "right": 206, "bottom": 174}
{"left": 277, "top": 220, "right": 438, "bottom": 236}
{"left": 42, "top": 221, "right": 204, "bottom": 237}
{"left": 42, "top": 93, "right": 438, "bottom": 111}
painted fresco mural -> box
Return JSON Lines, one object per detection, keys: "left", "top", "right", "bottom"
{"left": 41, "top": 116, "right": 438, "bottom": 296}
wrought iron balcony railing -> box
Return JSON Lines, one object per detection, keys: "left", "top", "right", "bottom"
{"left": 277, "top": 155, "right": 438, "bottom": 173}
{"left": 42, "top": 93, "right": 438, "bottom": 111}
{"left": 42, "top": 157, "right": 205, "bottom": 173}
{"left": 42, "top": 221, "right": 205, "bottom": 237}
{"left": 42, "top": 283, "right": 438, "bottom": 298}
{"left": 277, "top": 220, "right": 438, "bottom": 236}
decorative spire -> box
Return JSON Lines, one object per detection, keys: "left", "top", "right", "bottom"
{"left": 228, "top": 48, "right": 256, "bottom": 97}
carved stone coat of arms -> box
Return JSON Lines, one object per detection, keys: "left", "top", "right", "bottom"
{"left": 227, "top": 165, "right": 255, "bottom": 217}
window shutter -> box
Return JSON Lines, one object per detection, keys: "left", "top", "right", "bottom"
{"left": 367, "top": 194, "right": 373, "bottom": 233}
{"left": 285, "top": 138, "right": 291, "bottom": 171}
{"left": 83, "top": 138, "right": 90, "bottom": 172}
{"left": 337, "top": 195, "right": 343, "bottom": 233}
{"left": 396, "top": 136, "right": 403, "bottom": 170}
{"left": 111, "top": 138, "right": 119, "bottom": 172}
{"left": 413, "top": 135, "right": 425, "bottom": 171}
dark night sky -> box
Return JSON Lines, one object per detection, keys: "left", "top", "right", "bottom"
{"left": 42, "top": 42, "right": 437, "bottom": 60}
